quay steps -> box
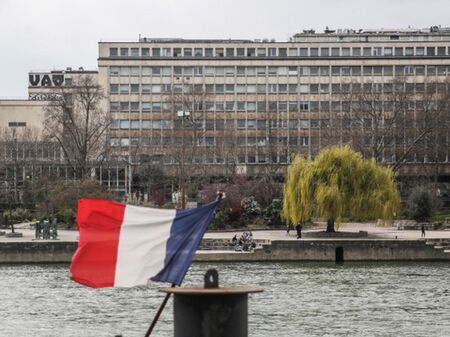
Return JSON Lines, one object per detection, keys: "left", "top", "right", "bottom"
{"left": 425, "top": 239, "right": 450, "bottom": 255}
{"left": 198, "top": 238, "right": 270, "bottom": 251}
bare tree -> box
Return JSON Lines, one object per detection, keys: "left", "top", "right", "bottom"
{"left": 214, "top": 126, "right": 239, "bottom": 178}
{"left": 416, "top": 80, "right": 450, "bottom": 184}
{"left": 44, "top": 75, "right": 110, "bottom": 179}
{"left": 164, "top": 81, "right": 211, "bottom": 207}
{"left": 334, "top": 76, "right": 447, "bottom": 173}
{"left": 0, "top": 127, "right": 44, "bottom": 231}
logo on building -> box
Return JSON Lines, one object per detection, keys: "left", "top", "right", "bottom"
{"left": 29, "top": 73, "right": 64, "bottom": 87}
{"left": 29, "top": 93, "right": 64, "bottom": 101}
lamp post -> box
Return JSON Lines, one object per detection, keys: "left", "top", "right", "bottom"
{"left": 120, "top": 156, "right": 132, "bottom": 200}
{"left": 128, "top": 153, "right": 132, "bottom": 197}
{"left": 174, "top": 76, "right": 193, "bottom": 209}
{"left": 177, "top": 110, "right": 191, "bottom": 209}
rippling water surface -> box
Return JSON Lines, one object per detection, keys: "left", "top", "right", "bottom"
{"left": 1, "top": 262, "right": 449, "bottom": 337}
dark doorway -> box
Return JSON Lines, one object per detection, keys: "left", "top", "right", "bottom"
{"left": 335, "top": 246, "right": 344, "bottom": 264}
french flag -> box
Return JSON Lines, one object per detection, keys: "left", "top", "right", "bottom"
{"left": 70, "top": 198, "right": 220, "bottom": 288}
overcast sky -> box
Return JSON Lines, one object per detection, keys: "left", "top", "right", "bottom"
{"left": 0, "top": 0, "right": 449, "bottom": 97}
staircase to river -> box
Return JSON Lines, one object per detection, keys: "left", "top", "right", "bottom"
{"left": 425, "top": 238, "right": 450, "bottom": 254}
{"left": 199, "top": 238, "right": 270, "bottom": 251}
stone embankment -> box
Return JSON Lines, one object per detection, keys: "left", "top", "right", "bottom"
{"left": 0, "top": 227, "right": 450, "bottom": 263}
{"left": 0, "top": 241, "right": 76, "bottom": 263}
{"left": 194, "top": 238, "right": 450, "bottom": 262}
{"left": 1, "top": 239, "right": 450, "bottom": 264}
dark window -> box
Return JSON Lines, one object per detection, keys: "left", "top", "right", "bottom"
{"left": 395, "top": 47, "right": 403, "bottom": 56}
{"left": 110, "top": 84, "right": 118, "bottom": 93}
{"left": 110, "top": 48, "right": 118, "bottom": 56}
{"left": 173, "top": 48, "right": 182, "bottom": 57}
{"left": 216, "top": 48, "right": 224, "bottom": 57}
{"left": 8, "top": 122, "right": 26, "bottom": 127}
{"left": 184, "top": 48, "right": 192, "bottom": 57}
{"left": 194, "top": 48, "right": 203, "bottom": 57}
{"left": 131, "top": 48, "right": 139, "bottom": 56}
{"left": 226, "top": 48, "right": 234, "bottom": 57}
{"left": 152, "top": 48, "right": 160, "bottom": 57}
{"left": 205, "top": 48, "right": 213, "bottom": 57}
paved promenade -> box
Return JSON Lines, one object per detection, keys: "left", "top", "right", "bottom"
{"left": 206, "top": 222, "right": 450, "bottom": 241}
{"left": 1, "top": 222, "right": 450, "bottom": 243}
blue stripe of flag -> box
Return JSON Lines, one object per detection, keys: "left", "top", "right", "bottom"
{"left": 151, "top": 200, "right": 220, "bottom": 285}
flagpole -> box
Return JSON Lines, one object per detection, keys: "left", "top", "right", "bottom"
{"left": 144, "top": 193, "right": 223, "bottom": 336}
{"left": 144, "top": 284, "right": 175, "bottom": 337}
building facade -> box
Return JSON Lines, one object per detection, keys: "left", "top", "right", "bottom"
{"left": 98, "top": 27, "right": 450, "bottom": 183}
{"left": 2, "top": 27, "right": 450, "bottom": 203}
{"left": 0, "top": 68, "right": 129, "bottom": 204}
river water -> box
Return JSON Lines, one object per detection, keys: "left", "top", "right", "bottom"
{"left": 1, "top": 262, "right": 449, "bottom": 337}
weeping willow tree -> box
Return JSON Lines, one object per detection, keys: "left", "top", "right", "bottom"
{"left": 282, "top": 146, "right": 400, "bottom": 232}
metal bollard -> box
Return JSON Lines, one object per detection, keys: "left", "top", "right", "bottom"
{"left": 160, "top": 269, "right": 263, "bottom": 337}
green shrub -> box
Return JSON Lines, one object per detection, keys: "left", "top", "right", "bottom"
{"left": 241, "top": 196, "right": 261, "bottom": 219}
{"left": 56, "top": 208, "right": 76, "bottom": 228}
{"left": 211, "top": 210, "right": 228, "bottom": 229}
{"left": 408, "top": 186, "right": 441, "bottom": 222}
{"left": 263, "top": 199, "right": 284, "bottom": 227}
{"left": 3, "top": 208, "right": 30, "bottom": 222}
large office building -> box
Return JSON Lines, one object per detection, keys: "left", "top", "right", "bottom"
{"left": 98, "top": 26, "right": 450, "bottom": 183}
{"left": 1, "top": 26, "right": 450, "bottom": 201}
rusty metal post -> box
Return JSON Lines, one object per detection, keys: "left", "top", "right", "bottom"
{"left": 160, "top": 269, "right": 263, "bottom": 337}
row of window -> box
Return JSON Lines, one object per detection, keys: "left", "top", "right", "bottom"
{"left": 236, "top": 119, "right": 312, "bottom": 129}
{"left": 109, "top": 45, "right": 450, "bottom": 58}
{"left": 110, "top": 139, "right": 292, "bottom": 163}
{"left": 111, "top": 82, "right": 438, "bottom": 95}
{"left": 8, "top": 122, "right": 27, "bottom": 127}
{"left": 110, "top": 97, "right": 436, "bottom": 113}
{"left": 0, "top": 143, "right": 61, "bottom": 160}
{"left": 111, "top": 119, "right": 173, "bottom": 129}
{"left": 110, "top": 117, "right": 427, "bottom": 132}
{"left": 110, "top": 65, "right": 450, "bottom": 77}
{"left": 110, "top": 117, "right": 423, "bottom": 130}
{"left": 110, "top": 118, "right": 315, "bottom": 130}
{"left": 237, "top": 136, "right": 310, "bottom": 147}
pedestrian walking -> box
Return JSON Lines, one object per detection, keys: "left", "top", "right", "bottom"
{"left": 295, "top": 223, "right": 302, "bottom": 239}
{"left": 34, "top": 220, "right": 41, "bottom": 239}
{"left": 421, "top": 224, "right": 426, "bottom": 238}
{"left": 286, "top": 225, "right": 291, "bottom": 236}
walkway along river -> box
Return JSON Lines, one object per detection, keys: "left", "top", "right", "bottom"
{"left": 1, "top": 262, "right": 449, "bottom": 337}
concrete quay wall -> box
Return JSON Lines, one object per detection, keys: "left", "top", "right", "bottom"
{"left": 0, "top": 239, "right": 449, "bottom": 263}
{"left": 0, "top": 241, "right": 77, "bottom": 263}
{"left": 194, "top": 239, "right": 450, "bottom": 262}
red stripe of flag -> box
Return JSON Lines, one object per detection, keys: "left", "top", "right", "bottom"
{"left": 70, "top": 199, "right": 125, "bottom": 288}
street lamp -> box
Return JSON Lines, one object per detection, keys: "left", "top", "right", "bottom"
{"left": 175, "top": 76, "right": 194, "bottom": 209}
{"left": 177, "top": 110, "right": 191, "bottom": 209}
{"left": 120, "top": 156, "right": 132, "bottom": 199}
